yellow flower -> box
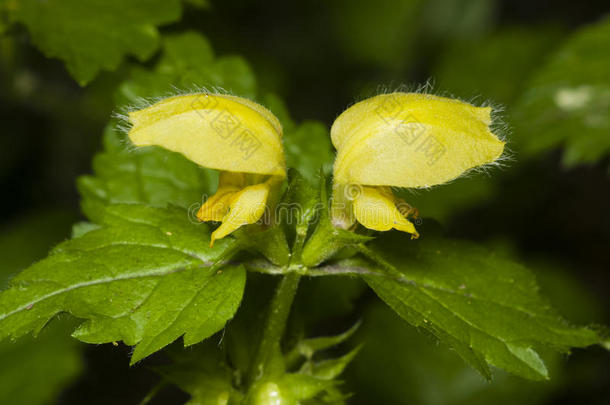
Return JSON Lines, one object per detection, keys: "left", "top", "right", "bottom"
{"left": 330, "top": 92, "right": 505, "bottom": 236}
{"left": 128, "top": 93, "right": 285, "bottom": 245}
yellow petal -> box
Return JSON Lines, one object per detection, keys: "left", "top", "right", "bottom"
{"left": 218, "top": 94, "right": 283, "bottom": 136}
{"left": 196, "top": 171, "right": 248, "bottom": 221}
{"left": 352, "top": 186, "right": 418, "bottom": 237}
{"left": 210, "top": 182, "right": 270, "bottom": 246}
{"left": 197, "top": 186, "right": 239, "bottom": 222}
{"left": 128, "top": 93, "right": 286, "bottom": 177}
{"left": 332, "top": 93, "right": 504, "bottom": 188}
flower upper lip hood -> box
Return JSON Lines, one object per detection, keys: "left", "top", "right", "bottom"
{"left": 128, "top": 93, "right": 286, "bottom": 177}
{"left": 332, "top": 92, "right": 504, "bottom": 188}
{"left": 330, "top": 92, "right": 505, "bottom": 236}
{"left": 127, "top": 92, "right": 286, "bottom": 245}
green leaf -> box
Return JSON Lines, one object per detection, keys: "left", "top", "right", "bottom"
{"left": 319, "top": 232, "right": 603, "bottom": 380}
{"left": 0, "top": 204, "right": 246, "bottom": 363}
{"left": 293, "top": 322, "right": 361, "bottom": 360}
{"left": 70, "top": 222, "right": 101, "bottom": 239}
{"left": 10, "top": 0, "right": 182, "bottom": 85}
{"left": 285, "top": 319, "right": 361, "bottom": 374}
{"left": 276, "top": 374, "right": 336, "bottom": 401}
{"left": 307, "top": 346, "right": 361, "bottom": 381}
{"left": 512, "top": 17, "right": 610, "bottom": 166}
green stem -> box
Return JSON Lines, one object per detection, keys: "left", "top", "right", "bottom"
{"left": 249, "top": 272, "right": 301, "bottom": 384}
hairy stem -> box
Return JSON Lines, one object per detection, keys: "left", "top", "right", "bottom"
{"left": 249, "top": 272, "right": 301, "bottom": 384}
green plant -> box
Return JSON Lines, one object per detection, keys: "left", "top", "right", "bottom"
{"left": 1, "top": 2, "right": 609, "bottom": 404}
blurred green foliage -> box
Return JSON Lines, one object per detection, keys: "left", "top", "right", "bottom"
{"left": 512, "top": 17, "right": 610, "bottom": 166}
{"left": 116, "top": 31, "right": 257, "bottom": 105}
{"left": 329, "top": 0, "right": 423, "bottom": 69}
{"left": 0, "top": 318, "right": 82, "bottom": 405}
{"left": 433, "top": 26, "right": 564, "bottom": 105}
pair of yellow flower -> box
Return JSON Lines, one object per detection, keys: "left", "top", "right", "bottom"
{"left": 128, "top": 92, "right": 504, "bottom": 245}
